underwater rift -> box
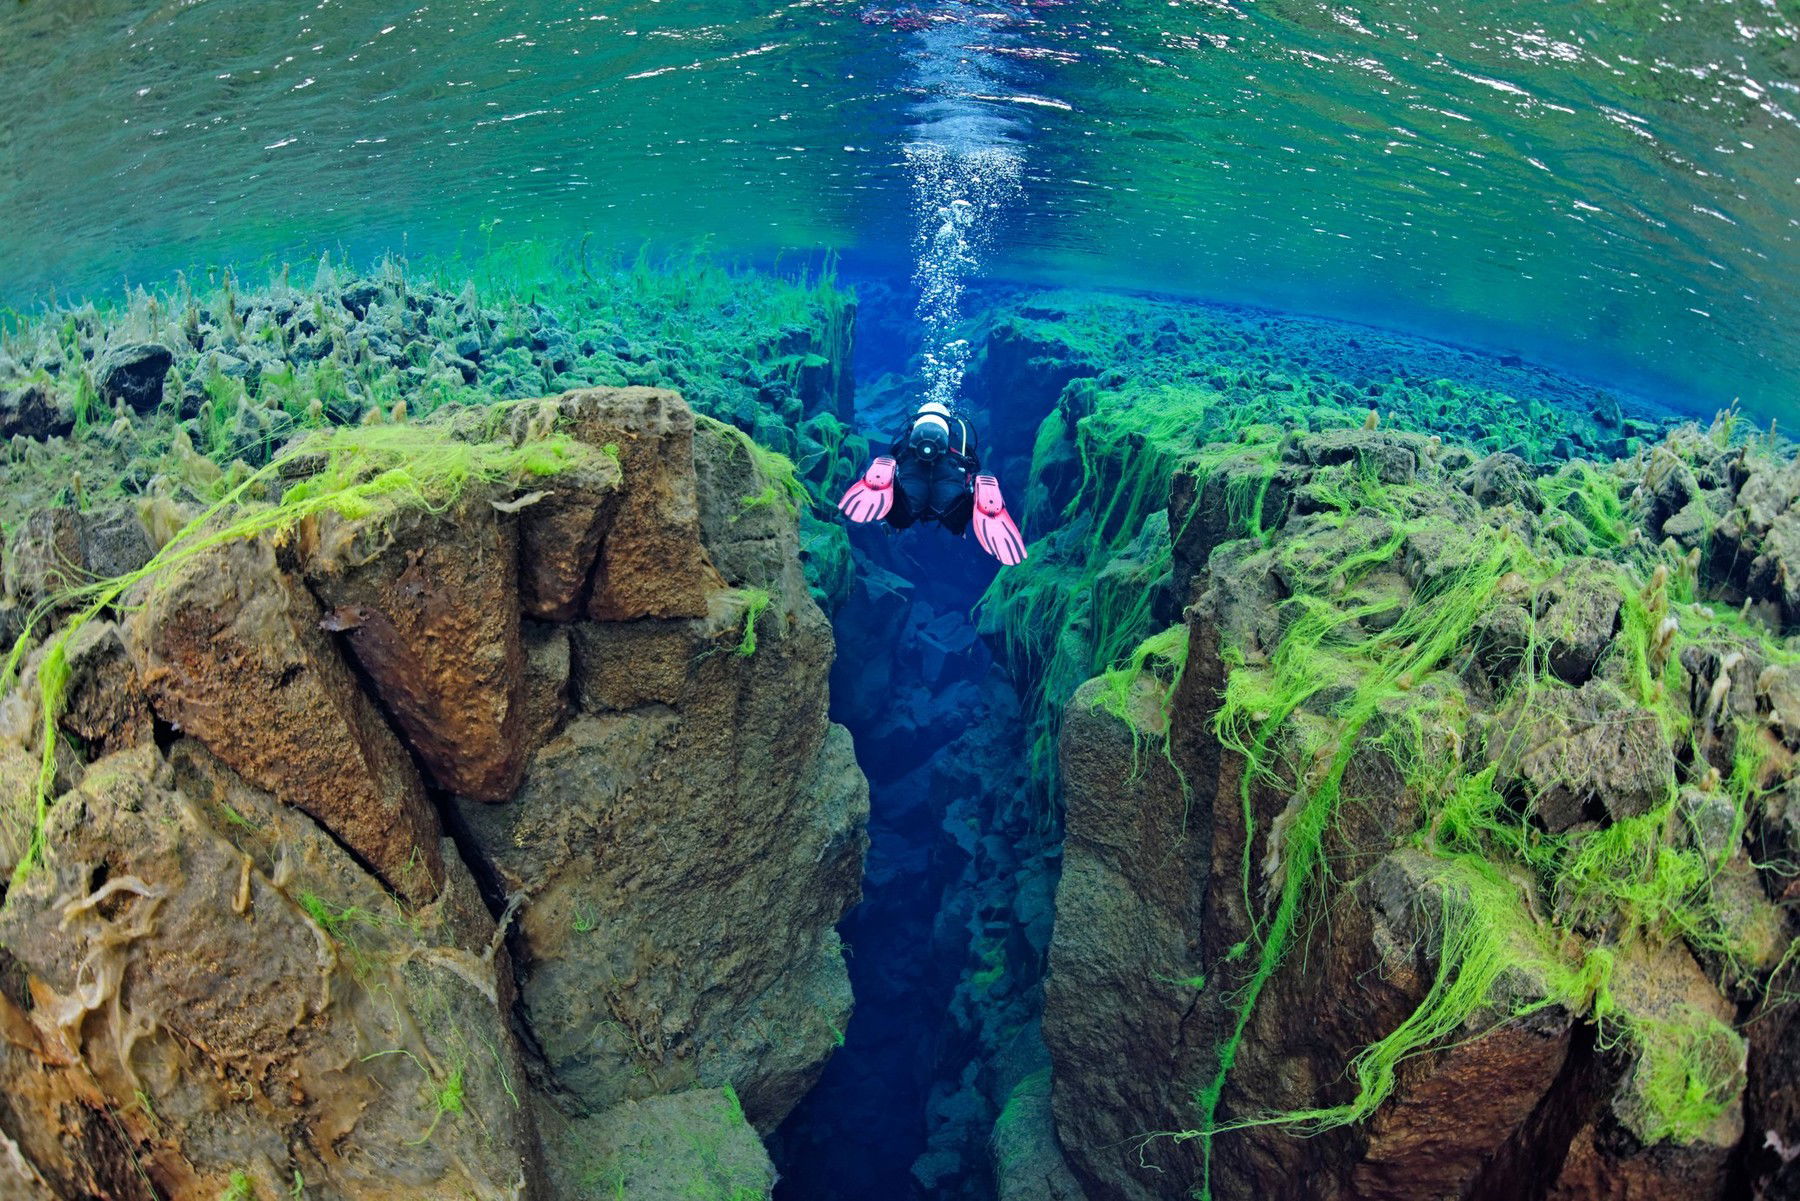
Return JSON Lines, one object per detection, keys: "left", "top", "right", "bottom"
{"left": 2, "top": 0, "right": 1799, "bottom": 1200}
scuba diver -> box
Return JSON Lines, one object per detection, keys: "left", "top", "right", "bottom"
{"left": 837, "top": 400, "right": 1027, "bottom": 565}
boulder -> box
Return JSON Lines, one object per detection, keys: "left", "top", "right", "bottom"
{"left": 77, "top": 503, "right": 154, "bottom": 581}
{"left": 1462, "top": 451, "right": 1542, "bottom": 512}
{"left": 1544, "top": 942, "right": 1743, "bottom": 1201}
{"left": 458, "top": 708, "right": 865, "bottom": 1130}
{"left": 493, "top": 402, "right": 624, "bottom": 621}
{"left": 454, "top": 421, "right": 866, "bottom": 1132}
{"left": 3, "top": 505, "right": 154, "bottom": 614}
{"left": 1534, "top": 558, "right": 1623, "bottom": 685}
{"left": 0, "top": 742, "right": 540, "bottom": 1201}
{"left": 0, "top": 383, "right": 72, "bottom": 440}
{"left": 3, "top": 508, "right": 81, "bottom": 610}
{"left": 1289, "top": 428, "right": 1426, "bottom": 485}
{"left": 95, "top": 341, "right": 173, "bottom": 413}
{"left": 126, "top": 533, "right": 442, "bottom": 901}
{"left": 303, "top": 488, "right": 527, "bottom": 802}
{"left": 1485, "top": 678, "right": 1675, "bottom": 831}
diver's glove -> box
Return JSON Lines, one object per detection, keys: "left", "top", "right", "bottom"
{"left": 972, "top": 475, "right": 1027, "bottom": 565}
{"left": 838, "top": 456, "right": 897, "bottom": 523}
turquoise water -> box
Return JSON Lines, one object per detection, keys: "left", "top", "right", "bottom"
{"left": 2, "top": 1, "right": 1796, "bottom": 410}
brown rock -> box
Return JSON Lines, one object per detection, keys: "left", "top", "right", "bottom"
{"left": 1545, "top": 943, "right": 1742, "bottom": 1201}
{"left": 521, "top": 619, "right": 572, "bottom": 752}
{"left": 550, "top": 387, "right": 724, "bottom": 621}
{"left": 0, "top": 742, "right": 542, "bottom": 1199}
{"left": 126, "top": 533, "right": 442, "bottom": 900}
{"left": 499, "top": 401, "right": 624, "bottom": 620}
{"left": 303, "top": 489, "right": 527, "bottom": 801}
{"left": 57, "top": 619, "right": 152, "bottom": 757}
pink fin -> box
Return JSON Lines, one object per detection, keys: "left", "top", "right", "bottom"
{"left": 838, "top": 456, "right": 897, "bottom": 524}
{"left": 971, "top": 475, "right": 1027, "bottom": 565}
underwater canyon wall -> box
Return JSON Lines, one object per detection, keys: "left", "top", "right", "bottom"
{"left": 1039, "top": 424, "right": 1800, "bottom": 1201}
{"left": 0, "top": 385, "right": 867, "bottom": 1200}
{"left": 953, "top": 290, "right": 1800, "bottom": 1201}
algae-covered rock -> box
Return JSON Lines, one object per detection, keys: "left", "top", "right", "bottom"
{"left": 1485, "top": 678, "right": 1674, "bottom": 831}
{"left": 479, "top": 399, "right": 624, "bottom": 621}
{"left": 444, "top": 392, "right": 866, "bottom": 1134}
{"left": 1534, "top": 557, "right": 1624, "bottom": 685}
{"left": 2, "top": 508, "right": 81, "bottom": 610}
{"left": 3, "top": 504, "right": 154, "bottom": 614}
{"left": 0, "top": 382, "right": 71, "bottom": 440}
{"left": 95, "top": 342, "right": 173, "bottom": 413}
{"left": 1462, "top": 451, "right": 1542, "bottom": 511}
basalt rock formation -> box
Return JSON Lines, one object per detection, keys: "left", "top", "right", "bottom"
{"left": 0, "top": 387, "right": 866, "bottom": 1199}
{"left": 1039, "top": 424, "right": 1800, "bottom": 1201}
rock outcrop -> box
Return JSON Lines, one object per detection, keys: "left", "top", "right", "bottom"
{"left": 1041, "top": 424, "right": 1799, "bottom": 1201}
{"left": 0, "top": 387, "right": 866, "bottom": 1198}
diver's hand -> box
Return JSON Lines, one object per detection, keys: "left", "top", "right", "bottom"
{"left": 838, "top": 456, "right": 897, "bottom": 523}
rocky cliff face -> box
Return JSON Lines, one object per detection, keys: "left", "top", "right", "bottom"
{"left": 0, "top": 387, "right": 866, "bottom": 1199}
{"left": 1042, "top": 424, "right": 1800, "bottom": 1201}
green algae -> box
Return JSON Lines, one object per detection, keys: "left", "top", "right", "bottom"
{"left": 985, "top": 346, "right": 1788, "bottom": 1195}
{"left": 2, "top": 418, "right": 597, "bottom": 889}
{"left": 735, "top": 589, "right": 774, "bottom": 657}
{"left": 1163, "top": 451, "right": 1783, "bottom": 1195}
{"left": 0, "top": 248, "right": 857, "bottom": 535}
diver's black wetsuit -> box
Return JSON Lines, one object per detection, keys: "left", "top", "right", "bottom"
{"left": 887, "top": 414, "right": 980, "bottom": 535}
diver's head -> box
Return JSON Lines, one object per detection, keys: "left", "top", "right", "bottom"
{"left": 910, "top": 401, "right": 952, "bottom": 461}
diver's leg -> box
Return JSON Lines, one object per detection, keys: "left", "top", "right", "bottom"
{"left": 891, "top": 456, "right": 931, "bottom": 528}
{"left": 932, "top": 465, "right": 974, "bottom": 535}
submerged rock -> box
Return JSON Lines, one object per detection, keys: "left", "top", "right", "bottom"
{"left": 305, "top": 487, "right": 528, "bottom": 802}
{"left": 0, "top": 385, "right": 865, "bottom": 1198}
{"left": 128, "top": 533, "right": 446, "bottom": 902}
{"left": 95, "top": 341, "right": 174, "bottom": 413}
{"left": 1034, "top": 411, "right": 1793, "bottom": 1201}
{"left": 0, "top": 382, "right": 71, "bottom": 440}
{"left": 0, "top": 742, "right": 539, "bottom": 1200}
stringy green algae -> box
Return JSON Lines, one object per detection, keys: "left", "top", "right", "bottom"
{"left": 1168, "top": 443, "right": 1770, "bottom": 1194}
{"left": 980, "top": 383, "right": 1282, "bottom": 803}
{"left": 2, "top": 417, "right": 596, "bottom": 888}
{"left": 1010, "top": 399, "right": 1778, "bottom": 1195}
